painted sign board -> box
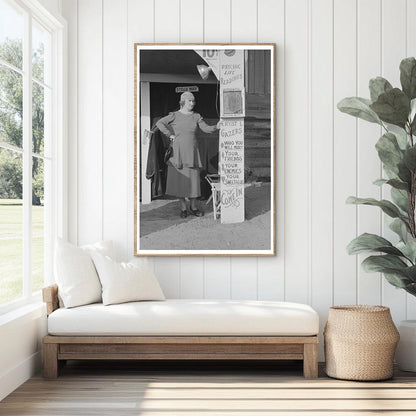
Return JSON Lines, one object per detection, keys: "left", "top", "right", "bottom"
{"left": 219, "top": 119, "right": 245, "bottom": 223}
{"left": 175, "top": 86, "right": 199, "bottom": 93}
{"left": 218, "top": 49, "right": 245, "bottom": 223}
{"left": 195, "top": 49, "right": 245, "bottom": 224}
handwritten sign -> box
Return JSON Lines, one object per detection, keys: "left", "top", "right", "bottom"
{"left": 195, "top": 48, "right": 245, "bottom": 223}
{"left": 219, "top": 49, "right": 245, "bottom": 118}
{"left": 219, "top": 119, "right": 245, "bottom": 223}
{"left": 219, "top": 50, "right": 245, "bottom": 223}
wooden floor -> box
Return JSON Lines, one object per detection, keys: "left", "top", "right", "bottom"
{"left": 1, "top": 360, "right": 416, "bottom": 415}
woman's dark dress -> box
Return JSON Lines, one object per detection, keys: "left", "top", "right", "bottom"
{"left": 156, "top": 111, "right": 217, "bottom": 198}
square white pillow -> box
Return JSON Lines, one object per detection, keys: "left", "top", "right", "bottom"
{"left": 90, "top": 252, "right": 165, "bottom": 306}
{"left": 54, "top": 239, "right": 114, "bottom": 308}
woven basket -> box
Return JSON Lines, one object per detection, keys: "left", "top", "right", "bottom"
{"left": 324, "top": 305, "right": 399, "bottom": 381}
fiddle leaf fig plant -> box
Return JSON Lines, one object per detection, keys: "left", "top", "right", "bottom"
{"left": 338, "top": 57, "right": 416, "bottom": 297}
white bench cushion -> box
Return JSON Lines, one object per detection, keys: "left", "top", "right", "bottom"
{"left": 48, "top": 299, "right": 319, "bottom": 336}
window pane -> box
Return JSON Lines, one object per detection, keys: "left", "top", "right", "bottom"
{"left": 32, "top": 20, "right": 51, "bottom": 85}
{"left": 0, "top": 0, "right": 24, "bottom": 70}
{"left": 32, "top": 156, "right": 43, "bottom": 293}
{"left": 0, "top": 64, "right": 23, "bottom": 148}
{"left": 32, "top": 81, "right": 44, "bottom": 155}
{"left": 0, "top": 147, "right": 23, "bottom": 305}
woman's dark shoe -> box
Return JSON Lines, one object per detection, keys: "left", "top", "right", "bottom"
{"left": 190, "top": 208, "right": 204, "bottom": 217}
{"left": 180, "top": 210, "right": 188, "bottom": 218}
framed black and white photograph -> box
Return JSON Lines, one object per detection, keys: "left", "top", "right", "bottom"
{"left": 134, "top": 44, "right": 275, "bottom": 256}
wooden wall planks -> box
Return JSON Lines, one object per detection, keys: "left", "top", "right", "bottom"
{"left": 76, "top": 0, "right": 103, "bottom": 245}
{"left": 61, "top": 0, "right": 416, "bottom": 360}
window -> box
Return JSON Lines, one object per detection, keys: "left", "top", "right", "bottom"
{"left": 0, "top": 0, "right": 65, "bottom": 312}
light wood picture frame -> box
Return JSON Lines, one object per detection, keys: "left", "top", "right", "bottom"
{"left": 134, "top": 44, "right": 276, "bottom": 256}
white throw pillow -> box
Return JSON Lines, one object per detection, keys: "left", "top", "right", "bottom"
{"left": 54, "top": 239, "right": 114, "bottom": 308}
{"left": 90, "top": 252, "right": 165, "bottom": 306}
{"left": 81, "top": 240, "right": 115, "bottom": 259}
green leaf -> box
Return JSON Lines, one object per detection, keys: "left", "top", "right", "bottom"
{"left": 362, "top": 254, "right": 408, "bottom": 272}
{"left": 373, "top": 178, "right": 388, "bottom": 186}
{"left": 391, "top": 187, "right": 409, "bottom": 213}
{"left": 402, "top": 265, "right": 416, "bottom": 282}
{"left": 398, "top": 161, "right": 412, "bottom": 185}
{"left": 384, "top": 166, "right": 400, "bottom": 180}
{"left": 403, "top": 146, "right": 416, "bottom": 172}
{"left": 397, "top": 240, "right": 416, "bottom": 264}
{"left": 375, "top": 132, "right": 404, "bottom": 173}
{"left": 347, "top": 233, "right": 404, "bottom": 256}
{"left": 361, "top": 255, "right": 416, "bottom": 287}
{"left": 346, "top": 196, "right": 406, "bottom": 219}
{"left": 410, "top": 98, "right": 416, "bottom": 125}
{"left": 374, "top": 177, "right": 409, "bottom": 191}
{"left": 337, "top": 97, "right": 383, "bottom": 125}
{"left": 383, "top": 272, "right": 412, "bottom": 288}
{"left": 387, "top": 179, "right": 410, "bottom": 191}
{"left": 369, "top": 77, "right": 393, "bottom": 102}
{"left": 411, "top": 99, "right": 416, "bottom": 132}
{"left": 370, "top": 88, "right": 410, "bottom": 128}
{"left": 404, "top": 283, "right": 416, "bottom": 296}
{"left": 394, "top": 130, "right": 410, "bottom": 150}
{"left": 400, "top": 57, "right": 416, "bottom": 100}
{"left": 389, "top": 218, "right": 409, "bottom": 241}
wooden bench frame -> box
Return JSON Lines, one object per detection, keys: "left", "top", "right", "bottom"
{"left": 43, "top": 285, "right": 319, "bottom": 379}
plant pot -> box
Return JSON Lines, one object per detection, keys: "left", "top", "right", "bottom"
{"left": 395, "top": 320, "right": 416, "bottom": 372}
{"left": 324, "top": 305, "right": 400, "bottom": 381}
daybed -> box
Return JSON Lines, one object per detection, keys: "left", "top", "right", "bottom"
{"left": 42, "top": 284, "right": 320, "bottom": 379}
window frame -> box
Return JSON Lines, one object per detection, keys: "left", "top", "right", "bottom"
{"left": 0, "top": 0, "right": 67, "bottom": 315}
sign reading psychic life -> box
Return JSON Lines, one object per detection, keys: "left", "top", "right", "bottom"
{"left": 219, "top": 49, "right": 245, "bottom": 224}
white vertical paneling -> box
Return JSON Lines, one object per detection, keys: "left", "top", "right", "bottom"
{"left": 205, "top": 258, "right": 231, "bottom": 299}
{"left": 180, "top": 258, "right": 204, "bottom": 298}
{"left": 203, "top": 0, "right": 232, "bottom": 298}
{"left": 204, "top": 0, "right": 231, "bottom": 42}
{"left": 180, "top": 0, "right": 203, "bottom": 43}
{"left": 152, "top": 0, "right": 181, "bottom": 295}
{"left": 178, "top": 0, "right": 204, "bottom": 298}
{"left": 61, "top": 0, "right": 77, "bottom": 245}
{"left": 381, "top": 0, "right": 407, "bottom": 322}
{"left": 284, "top": 0, "right": 309, "bottom": 303}
{"left": 65, "top": 0, "right": 414, "bottom": 322}
{"left": 154, "top": 258, "right": 181, "bottom": 298}
{"left": 231, "top": 258, "right": 258, "bottom": 299}
{"left": 229, "top": 0, "right": 258, "bottom": 299}
{"left": 230, "top": 0, "right": 257, "bottom": 42}
{"left": 257, "top": 0, "right": 285, "bottom": 301}
{"left": 356, "top": 0, "right": 382, "bottom": 305}
{"left": 407, "top": 0, "right": 416, "bottom": 319}
{"left": 333, "top": 0, "right": 357, "bottom": 305}
{"left": 310, "top": 0, "right": 333, "bottom": 359}
{"left": 102, "top": 0, "right": 128, "bottom": 260}
{"left": 77, "top": 0, "right": 103, "bottom": 245}
{"left": 155, "top": 0, "right": 180, "bottom": 43}
{"left": 127, "top": 0, "right": 154, "bottom": 259}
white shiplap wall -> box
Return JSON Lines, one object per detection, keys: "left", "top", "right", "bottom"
{"left": 61, "top": 0, "right": 416, "bottom": 357}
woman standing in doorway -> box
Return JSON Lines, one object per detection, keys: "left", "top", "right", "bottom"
{"left": 156, "top": 92, "right": 221, "bottom": 218}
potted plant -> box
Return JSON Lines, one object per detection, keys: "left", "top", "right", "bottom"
{"left": 337, "top": 57, "right": 416, "bottom": 371}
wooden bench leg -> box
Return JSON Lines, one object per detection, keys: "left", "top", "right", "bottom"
{"left": 303, "top": 343, "right": 318, "bottom": 379}
{"left": 44, "top": 343, "right": 59, "bottom": 379}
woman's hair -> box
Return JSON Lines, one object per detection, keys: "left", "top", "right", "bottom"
{"left": 179, "top": 100, "right": 185, "bottom": 108}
